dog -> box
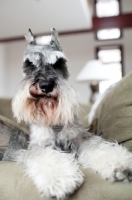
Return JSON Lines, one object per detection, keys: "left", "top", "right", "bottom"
{"left": 4, "top": 28, "right": 132, "bottom": 199}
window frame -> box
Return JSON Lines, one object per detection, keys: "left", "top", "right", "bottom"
{"left": 95, "top": 44, "right": 124, "bottom": 76}
{"left": 94, "top": 0, "right": 122, "bottom": 41}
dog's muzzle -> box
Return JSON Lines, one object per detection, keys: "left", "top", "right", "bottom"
{"left": 39, "top": 79, "right": 55, "bottom": 93}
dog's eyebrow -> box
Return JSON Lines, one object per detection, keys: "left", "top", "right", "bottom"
{"left": 45, "top": 51, "right": 67, "bottom": 65}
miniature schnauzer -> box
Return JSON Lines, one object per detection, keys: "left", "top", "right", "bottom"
{"left": 5, "top": 28, "right": 132, "bottom": 199}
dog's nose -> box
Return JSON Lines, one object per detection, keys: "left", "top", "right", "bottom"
{"left": 39, "top": 80, "right": 55, "bottom": 93}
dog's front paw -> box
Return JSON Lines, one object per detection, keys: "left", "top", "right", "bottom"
{"left": 44, "top": 168, "right": 84, "bottom": 199}
{"left": 23, "top": 147, "right": 84, "bottom": 199}
{"left": 41, "top": 153, "right": 84, "bottom": 199}
{"left": 101, "top": 166, "right": 132, "bottom": 182}
{"left": 114, "top": 168, "right": 132, "bottom": 182}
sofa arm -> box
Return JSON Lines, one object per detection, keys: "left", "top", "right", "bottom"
{"left": 91, "top": 72, "right": 132, "bottom": 152}
{"left": 0, "top": 115, "right": 29, "bottom": 160}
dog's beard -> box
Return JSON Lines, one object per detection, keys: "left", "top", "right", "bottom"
{"left": 27, "top": 83, "right": 58, "bottom": 126}
{"left": 12, "top": 79, "right": 79, "bottom": 126}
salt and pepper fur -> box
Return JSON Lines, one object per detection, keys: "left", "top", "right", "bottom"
{"left": 9, "top": 28, "right": 132, "bottom": 199}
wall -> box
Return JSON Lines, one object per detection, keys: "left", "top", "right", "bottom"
{"left": 5, "top": 41, "right": 25, "bottom": 97}
{"left": 0, "top": 44, "right": 6, "bottom": 96}
{"left": 122, "top": 0, "right": 132, "bottom": 13}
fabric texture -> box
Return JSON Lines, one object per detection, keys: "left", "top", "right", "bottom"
{"left": 93, "top": 72, "right": 132, "bottom": 151}
{"left": 0, "top": 161, "right": 132, "bottom": 200}
{"left": 0, "top": 98, "right": 28, "bottom": 131}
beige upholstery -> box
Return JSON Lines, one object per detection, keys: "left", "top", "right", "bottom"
{"left": 0, "top": 162, "right": 132, "bottom": 200}
{"left": 0, "top": 98, "right": 28, "bottom": 130}
{"left": 92, "top": 72, "right": 132, "bottom": 151}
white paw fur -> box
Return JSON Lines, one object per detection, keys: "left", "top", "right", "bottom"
{"left": 15, "top": 146, "right": 84, "bottom": 199}
{"left": 78, "top": 136, "right": 132, "bottom": 182}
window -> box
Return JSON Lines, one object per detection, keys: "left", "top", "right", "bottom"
{"left": 94, "top": 0, "right": 121, "bottom": 41}
{"left": 96, "top": 45, "right": 123, "bottom": 93}
{"left": 94, "top": 0, "right": 121, "bottom": 17}
{"left": 96, "top": 28, "right": 121, "bottom": 40}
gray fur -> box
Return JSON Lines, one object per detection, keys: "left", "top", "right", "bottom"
{"left": 3, "top": 131, "right": 29, "bottom": 161}
{"left": 54, "top": 118, "right": 92, "bottom": 155}
{"left": 23, "top": 31, "right": 69, "bottom": 79}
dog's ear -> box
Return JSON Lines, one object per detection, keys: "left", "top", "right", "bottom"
{"left": 50, "top": 28, "right": 60, "bottom": 46}
{"left": 25, "top": 29, "right": 36, "bottom": 45}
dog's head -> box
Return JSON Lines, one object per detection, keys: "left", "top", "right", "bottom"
{"left": 12, "top": 28, "right": 78, "bottom": 126}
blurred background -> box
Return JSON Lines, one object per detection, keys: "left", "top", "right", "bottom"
{"left": 0, "top": 0, "right": 132, "bottom": 106}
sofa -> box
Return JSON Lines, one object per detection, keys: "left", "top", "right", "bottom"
{"left": 1, "top": 72, "right": 132, "bottom": 200}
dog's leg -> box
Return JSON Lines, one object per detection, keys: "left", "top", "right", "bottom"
{"left": 78, "top": 136, "right": 132, "bottom": 182}
{"left": 15, "top": 146, "right": 84, "bottom": 199}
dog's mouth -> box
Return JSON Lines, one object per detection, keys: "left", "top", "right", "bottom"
{"left": 27, "top": 83, "right": 59, "bottom": 126}
{"left": 29, "top": 84, "right": 58, "bottom": 102}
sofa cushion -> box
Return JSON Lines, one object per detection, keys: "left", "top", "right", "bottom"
{"left": 0, "top": 114, "right": 29, "bottom": 160}
{"left": 0, "top": 161, "right": 132, "bottom": 200}
{"left": 0, "top": 98, "right": 29, "bottom": 130}
{"left": 93, "top": 72, "right": 132, "bottom": 151}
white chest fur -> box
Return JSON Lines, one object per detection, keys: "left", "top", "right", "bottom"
{"left": 30, "top": 124, "right": 55, "bottom": 147}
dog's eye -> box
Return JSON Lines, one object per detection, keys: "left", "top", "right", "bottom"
{"left": 23, "top": 59, "right": 37, "bottom": 75}
{"left": 52, "top": 58, "right": 69, "bottom": 79}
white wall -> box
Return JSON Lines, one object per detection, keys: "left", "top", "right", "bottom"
{"left": 122, "top": 0, "right": 132, "bottom": 13}
{"left": 0, "top": 44, "right": 6, "bottom": 96}
{"left": 1, "top": 28, "right": 132, "bottom": 104}
{"left": 5, "top": 41, "right": 25, "bottom": 97}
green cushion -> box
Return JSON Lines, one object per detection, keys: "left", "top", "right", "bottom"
{"left": 94, "top": 72, "right": 132, "bottom": 151}
{"left": 0, "top": 161, "right": 132, "bottom": 200}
